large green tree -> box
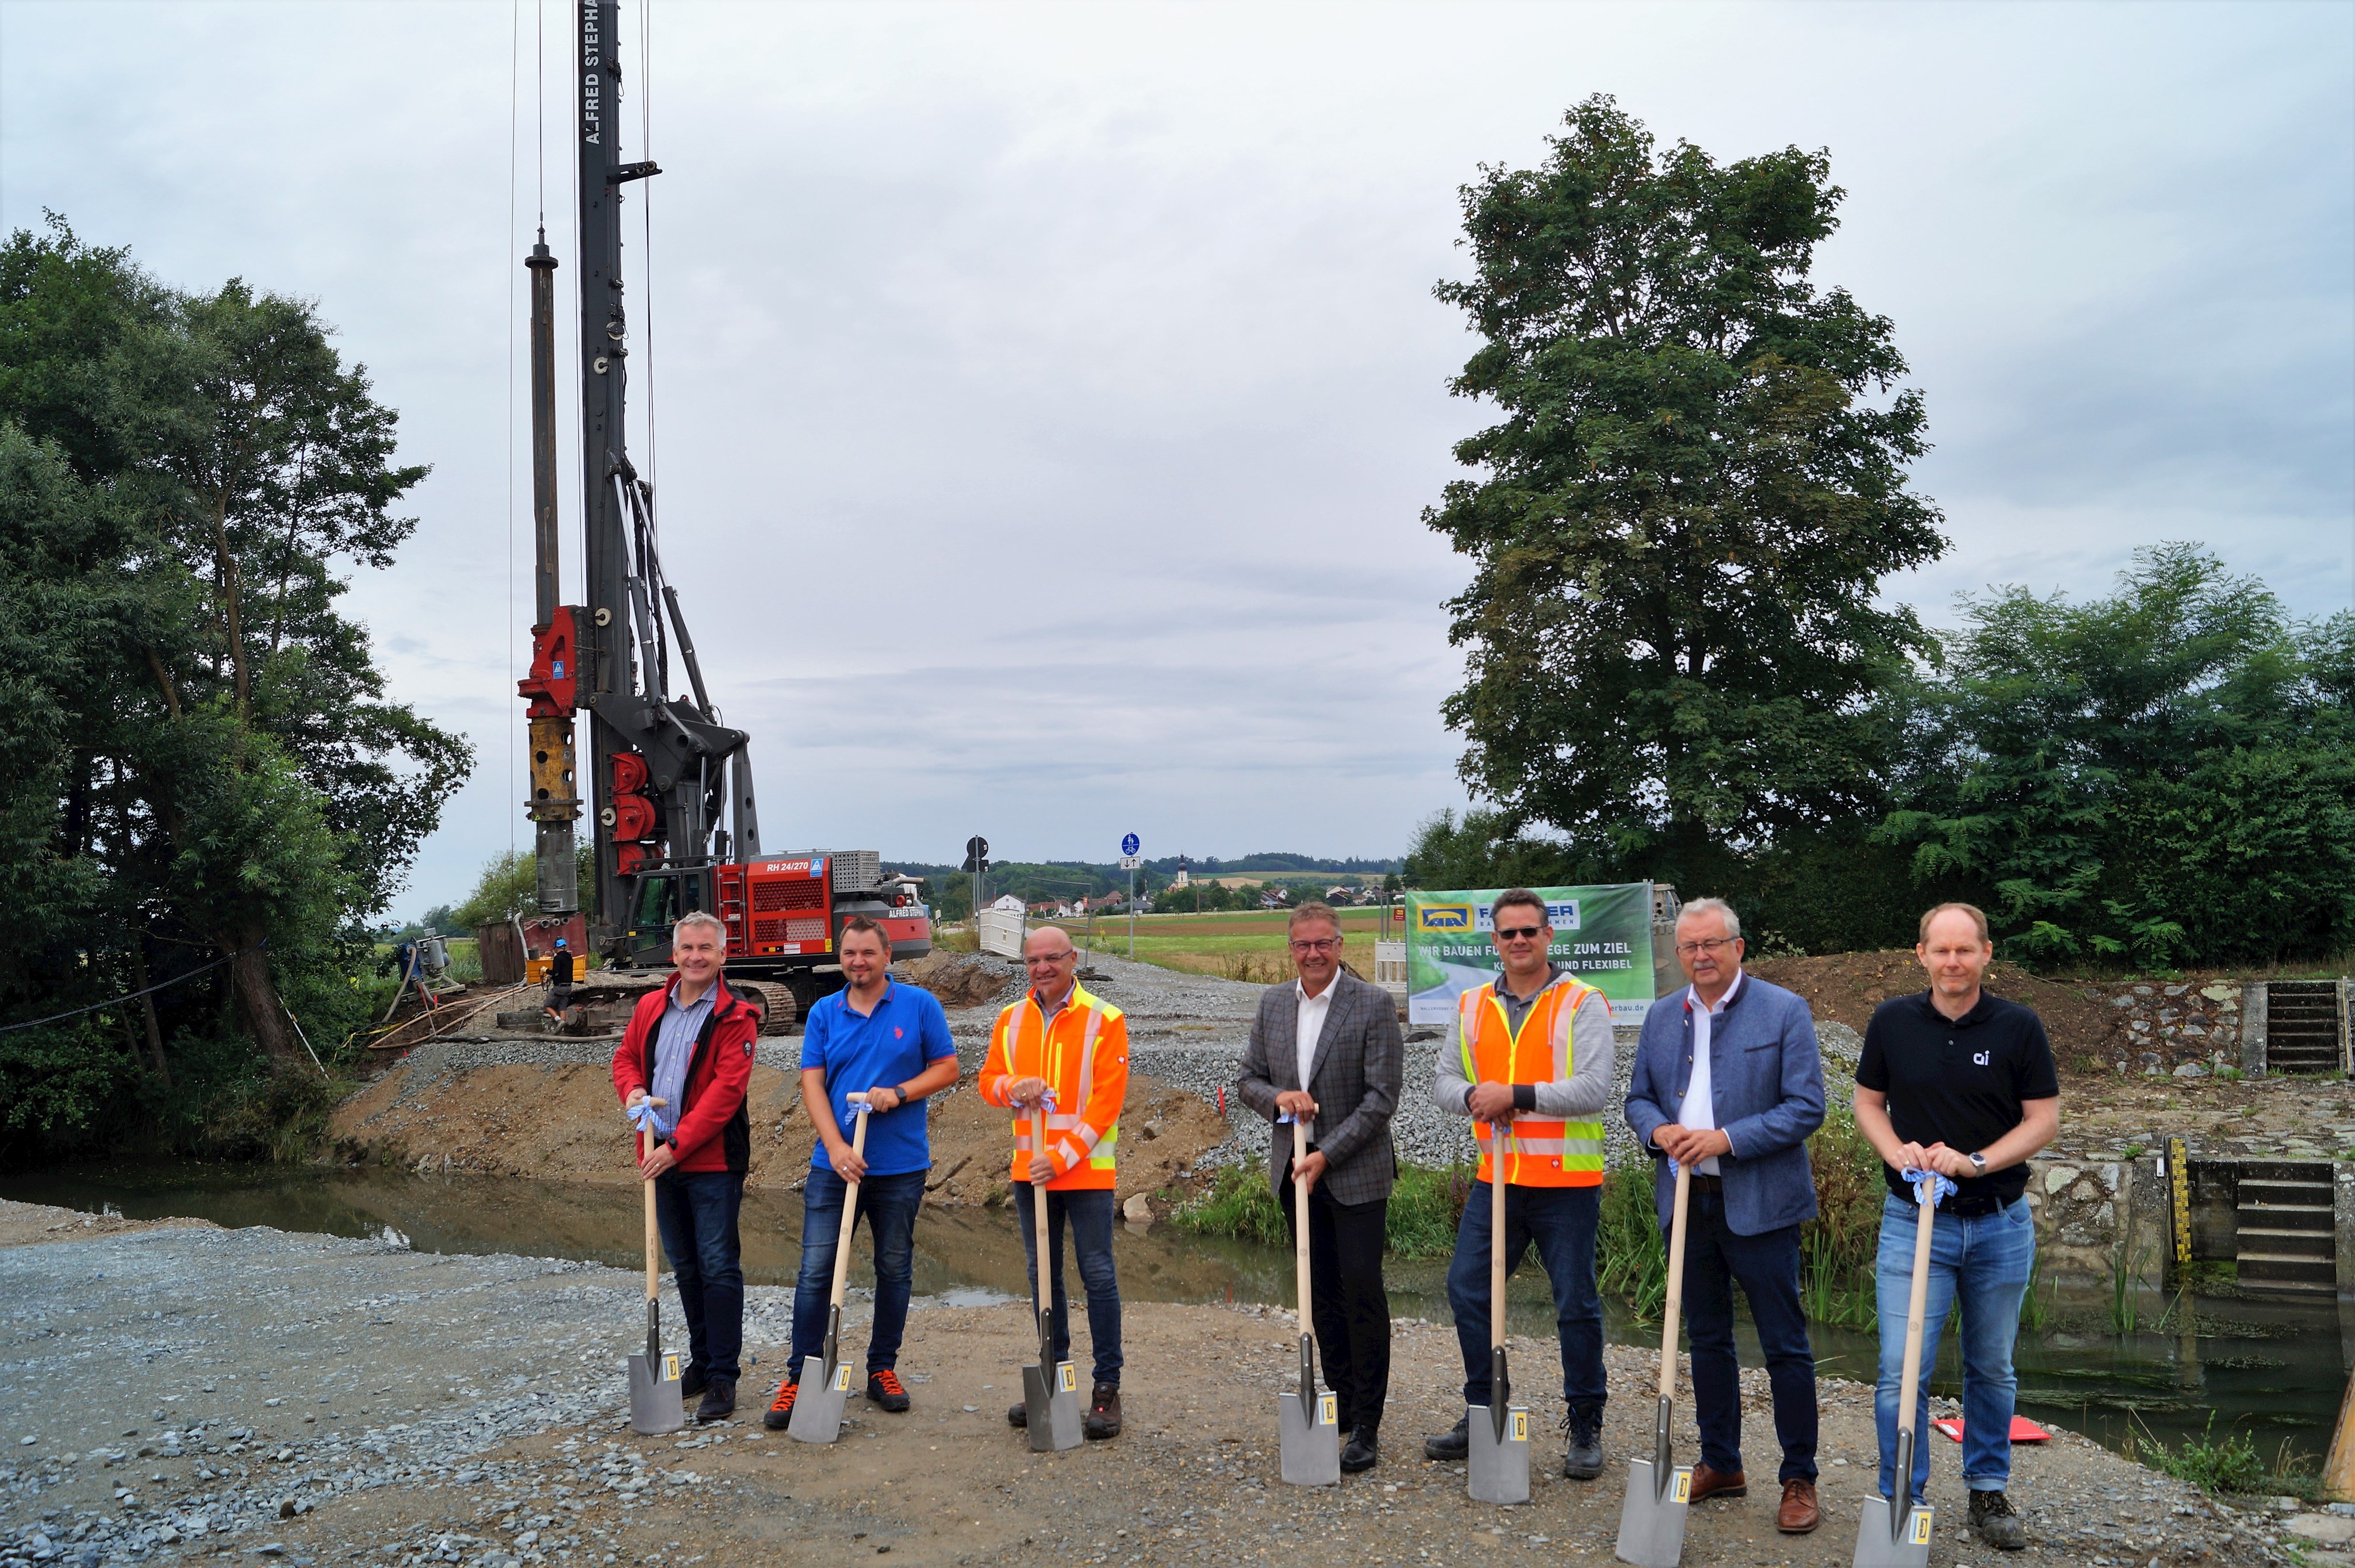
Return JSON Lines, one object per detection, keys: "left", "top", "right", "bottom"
{"left": 1886, "top": 545, "right": 2355, "bottom": 967}
{"left": 0, "top": 217, "right": 470, "bottom": 1144}
{"left": 1428, "top": 97, "right": 1945, "bottom": 874}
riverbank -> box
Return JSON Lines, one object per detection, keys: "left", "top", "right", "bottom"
{"left": 0, "top": 1199, "right": 2289, "bottom": 1566}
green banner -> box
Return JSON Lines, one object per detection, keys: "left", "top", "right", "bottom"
{"left": 1405, "top": 883, "right": 1659, "bottom": 1024}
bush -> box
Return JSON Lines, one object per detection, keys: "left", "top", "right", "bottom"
{"left": 1171, "top": 1156, "right": 1472, "bottom": 1259}
{"left": 2130, "top": 1413, "right": 2270, "bottom": 1494}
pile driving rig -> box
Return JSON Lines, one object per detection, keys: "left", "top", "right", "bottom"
{"left": 515, "top": 0, "right": 929, "bottom": 1023}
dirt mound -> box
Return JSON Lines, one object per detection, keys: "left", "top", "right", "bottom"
{"left": 893, "top": 951, "right": 1015, "bottom": 1009}
{"left": 1747, "top": 949, "right": 2116, "bottom": 1064}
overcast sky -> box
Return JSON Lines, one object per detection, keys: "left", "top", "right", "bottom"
{"left": 4, "top": 1, "right": 2349, "bottom": 919}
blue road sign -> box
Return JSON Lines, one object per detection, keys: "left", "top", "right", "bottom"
{"left": 1121, "top": 833, "right": 1140, "bottom": 857}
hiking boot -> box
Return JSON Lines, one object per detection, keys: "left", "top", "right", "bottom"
{"left": 1969, "top": 1488, "right": 2028, "bottom": 1551}
{"left": 1689, "top": 1462, "right": 1747, "bottom": 1502}
{"left": 694, "top": 1376, "right": 736, "bottom": 1424}
{"left": 1777, "top": 1478, "right": 1821, "bottom": 1534}
{"left": 866, "top": 1370, "right": 910, "bottom": 1413}
{"left": 1007, "top": 1401, "right": 1027, "bottom": 1428}
{"left": 1424, "top": 1413, "right": 1470, "bottom": 1462}
{"left": 1561, "top": 1406, "right": 1604, "bottom": 1481}
{"left": 761, "top": 1379, "right": 798, "bottom": 1431}
{"left": 1083, "top": 1382, "right": 1122, "bottom": 1440}
{"left": 1341, "top": 1429, "right": 1380, "bottom": 1474}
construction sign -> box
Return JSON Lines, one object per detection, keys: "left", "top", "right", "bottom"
{"left": 1403, "top": 883, "right": 1658, "bottom": 1025}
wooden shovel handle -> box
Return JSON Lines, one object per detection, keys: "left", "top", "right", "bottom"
{"left": 825, "top": 1107, "right": 869, "bottom": 1310}
{"left": 1896, "top": 1179, "right": 1938, "bottom": 1438}
{"left": 1488, "top": 1121, "right": 1510, "bottom": 1348}
{"left": 1658, "top": 1160, "right": 1693, "bottom": 1401}
{"left": 1291, "top": 1118, "right": 1313, "bottom": 1320}
{"left": 642, "top": 1130, "right": 659, "bottom": 1304}
{"left": 1031, "top": 1106, "right": 1052, "bottom": 1319}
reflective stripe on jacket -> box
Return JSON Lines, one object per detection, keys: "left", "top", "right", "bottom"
{"left": 978, "top": 983, "right": 1129, "bottom": 1191}
{"left": 1458, "top": 975, "right": 1606, "bottom": 1187}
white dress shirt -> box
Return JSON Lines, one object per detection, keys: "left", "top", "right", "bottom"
{"left": 1681, "top": 967, "right": 1744, "bottom": 1175}
{"left": 1295, "top": 974, "right": 1337, "bottom": 1136}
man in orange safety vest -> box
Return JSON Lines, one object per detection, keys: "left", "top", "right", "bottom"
{"left": 979, "top": 924, "right": 1131, "bottom": 1439}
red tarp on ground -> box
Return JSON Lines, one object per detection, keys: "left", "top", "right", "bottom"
{"left": 1932, "top": 1416, "right": 2051, "bottom": 1443}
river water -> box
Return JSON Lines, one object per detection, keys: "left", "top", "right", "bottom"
{"left": 8, "top": 1159, "right": 2344, "bottom": 1474}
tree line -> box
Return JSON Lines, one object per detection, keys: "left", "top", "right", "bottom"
{"left": 0, "top": 217, "right": 470, "bottom": 1156}
{"left": 1408, "top": 98, "right": 2353, "bottom": 968}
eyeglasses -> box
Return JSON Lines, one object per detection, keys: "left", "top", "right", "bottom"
{"left": 1024, "top": 952, "right": 1076, "bottom": 967}
{"left": 1675, "top": 937, "right": 1739, "bottom": 957}
{"left": 1288, "top": 938, "right": 1341, "bottom": 954}
{"left": 1494, "top": 925, "right": 1546, "bottom": 942}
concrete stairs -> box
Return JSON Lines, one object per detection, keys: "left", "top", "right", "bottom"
{"left": 2266, "top": 981, "right": 2346, "bottom": 1075}
{"left": 2234, "top": 1159, "right": 2337, "bottom": 1294}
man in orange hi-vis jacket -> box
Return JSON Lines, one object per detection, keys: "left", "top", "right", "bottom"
{"left": 979, "top": 924, "right": 1130, "bottom": 1439}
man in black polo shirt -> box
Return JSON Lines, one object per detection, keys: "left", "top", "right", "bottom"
{"left": 1854, "top": 902, "right": 2058, "bottom": 1553}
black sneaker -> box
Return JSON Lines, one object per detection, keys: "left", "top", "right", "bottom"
{"left": 694, "top": 1376, "right": 736, "bottom": 1424}
{"left": 1968, "top": 1488, "right": 2028, "bottom": 1551}
{"left": 1424, "top": 1413, "right": 1470, "bottom": 1462}
{"left": 1341, "top": 1429, "right": 1379, "bottom": 1474}
{"left": 866, "top": 1370, "right": 911, "bottom": 1412}
{"left": 1562, "top": 1406, "right": 1604, "bottom": 1480}
{"left": 761, "top": 1379, "right": 798, "bottom": 1431}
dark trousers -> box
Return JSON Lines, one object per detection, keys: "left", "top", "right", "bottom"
{"left": 1678, "top": 1187, "right": 1819, "bottom": 1483}
{"left": 1445, "top": 1182, "right": 1605, "bottom": 1413}
{"left": 1014, "top": 1186, "right": 1123, "bottom": 1387}
{"left": 790, "top": 1168, "right": 926, "bottom": 1378}
{"left": 653, "top": 1168, "right": 745, "bottom": 1385}
{"left": 1279, "top": 1162, "right": 1391, "bottom": 1435}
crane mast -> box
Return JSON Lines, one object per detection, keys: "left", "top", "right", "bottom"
{"left": 515, "top": 0, "right": 927, "bottom": 1000}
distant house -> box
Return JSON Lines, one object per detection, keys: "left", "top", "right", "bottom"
{"left": 1259, "top": 890, "right": 1287, "bottom": 910}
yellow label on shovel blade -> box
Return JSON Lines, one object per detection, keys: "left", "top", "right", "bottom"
{"left": 1318, "top": 1394, "right": 1338, "bottom": 1427}
{"left": 830, "top": 1363, "right": 853, "bottom": 1393}
{"left": 1671, "top": 1469, "right": 1691, "bottom": 1503}
{"left": 1909, "top": 1509, "right": 1934, "bottom": 1545}
{"left": 1058, "top": 1364, "right": 1079, "bottom": 1393}
{"left": 661, "top": 1354, "right": 680, "bottom": 1383}
{"left": 1510, "top": 1410, "right": 1528, "bottom": 1442}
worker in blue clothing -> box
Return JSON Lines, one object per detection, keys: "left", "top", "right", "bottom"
{"left": 764, "top": 916, "right": 959, "bottom": 1428}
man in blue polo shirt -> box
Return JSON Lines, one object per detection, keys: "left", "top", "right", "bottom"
{"left": 764, "top": 917, "right": 958, "bottom": 1429}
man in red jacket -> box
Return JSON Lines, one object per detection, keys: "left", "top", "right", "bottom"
{"left": 612, "top": 911, "right": 761, "bottom": 1422}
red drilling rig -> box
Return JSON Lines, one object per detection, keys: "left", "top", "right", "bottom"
{"left": 513, "top": 0, "right": 930, "bottom": 1025}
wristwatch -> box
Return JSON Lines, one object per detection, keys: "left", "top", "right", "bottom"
{"left": 1967, "top": 1152, "right": 1987, "bottom": 1176}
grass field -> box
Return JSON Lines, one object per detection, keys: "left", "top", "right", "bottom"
{"left": 1043, "top": 907, "right": 1397, "bottom": 983}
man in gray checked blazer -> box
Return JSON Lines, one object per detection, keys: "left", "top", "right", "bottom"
{"left": 1236, "top": 900, "right": 1404, "bottom": 1473}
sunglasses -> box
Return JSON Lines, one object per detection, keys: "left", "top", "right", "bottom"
{"left": 1494, "top": 925, "right": 1546, "bottom": 941}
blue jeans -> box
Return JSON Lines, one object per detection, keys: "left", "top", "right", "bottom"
{"left": 1679, "top": 1190, "right": 1817, "bottom": 1482}
{"left": 1874, "top": 1193, "right": 2036, "bottom": 1497}
{"left": 1445, "top": 1182, "right": 1605, "bottom": 1413}
{"left": 653, "top": 1169, "right": 744, "bottom": 1385}
{"left": 1014, "top": 1186, "right": 1123, "bottom": 1387}
{"left": 790, "top": 1168, "right": 927, "bottom": 1378}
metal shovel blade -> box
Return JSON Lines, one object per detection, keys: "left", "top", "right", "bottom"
{"left": 787, "top": 1352, "right": 853, "bottom": 1444}
{"left": 626, "top": 1348, "right": 683, "bottom": 1435}
{"left": 1850, "top": 1494, "right": 1934, "bottom": 1568}
{"left": 1614, "top": 1457, "right": 1693, "bottom": 1566}
{"left": 1278, "top": 1387, "right": 1341, "bottom": 1486}
{"left": 1465, "top": 1401, "right": 1530, "bottom": 1504}
{"left": 1022, "top": 1358, "right": 1085, "bottom": 1452}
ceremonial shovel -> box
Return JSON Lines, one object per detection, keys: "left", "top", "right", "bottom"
{"left": 1615, "top": 1160, "right": 1695, "bottom": 1566}
{"left": 1852, "top": 1175, "right": 1939, "bottom": 1568}
{"left": 1277, "top": 1117, "right": 1341, "bottom": 1486}
{"left": 1466, "top": 1122, "right": 1530, "bottom": 1504}
{"left": 1021, "top": 1105, "right": 1085, "bottom": 1452}
{"left": 789, "top": 1098, "right": 870, "bottom": 1444}
{"left": 627, "top": 1117, "right": 685, "bottom": 1435}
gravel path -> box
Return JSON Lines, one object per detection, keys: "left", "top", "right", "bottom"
{"left": 1, "top": 1203, "right": 2299, "bottom": 1567}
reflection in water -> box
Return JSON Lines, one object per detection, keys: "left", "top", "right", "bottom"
{"left": 9, "top": 1160, "right": 2345, "bottom": 1468}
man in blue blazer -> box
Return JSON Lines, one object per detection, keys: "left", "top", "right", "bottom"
{"left": 1625, "top": 898, "right": 1827, "bottom": 1535}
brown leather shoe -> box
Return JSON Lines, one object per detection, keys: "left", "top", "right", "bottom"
{"left": 1688, "top": 1462, "right": 1747, "bottom": 1502}
{"left": 1777, "top": 1478, "right": 1821, "bottom": 1533}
